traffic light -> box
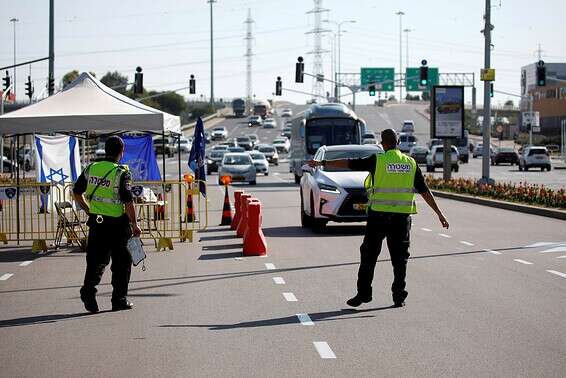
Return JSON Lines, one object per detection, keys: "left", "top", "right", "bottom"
{"left": 25, "top": 75, "right": 34, "bottom": 99}
{"left": 47, "top": 75, "right": 55, "bottom": 95}
{"left": 2, "top": 71, "right": 10, "bottom": 94}
{"left": 275, "top": 76, "right": 282, "bottom": 96}
{"left": 490, "top": 83, "right": 494, "bottom": 98}
{"left": 368, "top": 84, "right": 376, "bottom": 96}
{"left": 536, "top": 60, "right": 546, "bottom": 87}
{"left": 295, "top": 56, "right": 304, "bottom": 83}
{"left": 134, "top": 66, "right": 143, "bottom": 94}
{"left": 419, "top": 60, "right": 429, "bottom": 86}
{"left": 189, "top": 74, "right": 196, "bottom": 94}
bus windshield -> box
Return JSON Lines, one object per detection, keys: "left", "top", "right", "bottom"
{"left": 305, "top": 118, "right": 359, "bottom": 154}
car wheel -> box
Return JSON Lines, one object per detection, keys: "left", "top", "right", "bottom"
{"left": 264, "top": 172, "right": 269, "bottom": 176}
{"left": 454, "top": 165, "right": 459, "bottom": 172}
{"left": 309, "top": 192, "right": 326, "bottom": 232}
{"left": 518, "top": 164, "right": 523, "bottom": 171}
{"left": 294, "top": 174, "right": 301, "bottom": 184}
{"left": 547, "top": 165, "right": 552, "bottom": 171}
{"left": 250, "top": 180, "right": 257, "bottom": 185}
{"left": 524, "top": 165, "right": 529, "bottom": 171}
{"left": 300, "top": 190, "right": 311, "bottom": 228}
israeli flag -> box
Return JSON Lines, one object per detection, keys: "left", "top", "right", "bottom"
{"left": 35, "top": 135, "right": 81, "bottom": 211}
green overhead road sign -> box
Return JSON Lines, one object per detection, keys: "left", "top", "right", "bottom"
{"left": 406, "top": 67, "right": 439, "bottom": 91}
{"left": 360, "top": 67, "right": 395, "bottom": 92}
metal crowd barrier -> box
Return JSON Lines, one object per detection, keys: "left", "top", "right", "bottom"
{"left": 0, "top": 180, "right": 208, "bottom": 252}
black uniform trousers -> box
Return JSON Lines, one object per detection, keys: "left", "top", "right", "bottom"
{"left": 80, "top": 215, "right": 132, "bottom": 304}
{"left": 357, "top": 210, "right": 411, "bottom": 303}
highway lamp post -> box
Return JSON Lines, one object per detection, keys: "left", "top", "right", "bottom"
{"left": 208, "top": 0, "right": 216, "bottom": 106}
{"left": 396, "top": 11, "right": 405, "bottom": 103}
{"left": 403, "top": 28, "right": 412, "bottom": 75}
{"left": 324, "top": 19, "right": 355, "bottom": 101}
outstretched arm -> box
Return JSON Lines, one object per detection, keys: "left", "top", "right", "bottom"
{"left": 306, "top": 159, "right": 350, "bottom": 170}
{"left": 420, "top": 191, "right": 449, "bottom": 229}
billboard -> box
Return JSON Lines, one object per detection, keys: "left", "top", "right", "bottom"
{"left": 431, "top": 86, "right": 464, "bottom": 139}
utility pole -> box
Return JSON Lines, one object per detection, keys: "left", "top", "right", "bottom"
{"left": 324, "top": 19, "right": 355, "bottom": 102}
{"left": 208, "top": 0, "right": 216, "bottom": 106}
{"left": 10, "top": 18, "right": 19, "bottom": 100}
{"left": 480, "top": 0, "right": 493, "bottom": 184}
{"left": 244, "top": 9, "right": 254, "bottom": 115}
{"left": 307, "top": 0, "right": 330, "bottom": 102}
{"left": 396, "top": 11, "right": 405, "bottom": 102}
{"left": 48, "top": 0, "right": 55, "bottom": 95}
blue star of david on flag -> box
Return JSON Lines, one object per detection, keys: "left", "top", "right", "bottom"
{"left": 45, "top": 168, "right": 69, "bottom": 185}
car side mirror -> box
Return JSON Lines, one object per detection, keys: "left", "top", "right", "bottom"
{"left": 301, "top": 164, "right": 314, "bottom": 174}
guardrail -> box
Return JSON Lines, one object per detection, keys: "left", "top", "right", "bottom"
{"left": 181, "top": 113, "right": 219, "bottom": 132}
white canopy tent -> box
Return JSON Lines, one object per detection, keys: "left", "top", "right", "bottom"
{"left": 0, "top": 72, "right": 181, "bottom": 135}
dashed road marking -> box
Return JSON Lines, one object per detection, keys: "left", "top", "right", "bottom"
{"left": 313, "top": 342, "right": 336, "bottom": 359}
{"left": 234, "top": 257, "right": 243, "bottom": 261}
{"left": 273, "top": 277, "right": 285, "bottom": 284}
{"left": 460, "top": 241, "right": 475, "bottom": 246}
{"left": 421, "top": 228, "right": 432, "bottom": 232}
{"left": 19, "top": 261, "right": 33, "bottom": 266}
{"left": 546, "top": 270, "right": 566, "bottom": 279}
{"left": 514, "top": 259, "right": 533, "bottom": 265}
{"left": 540, "top": 246, "right": 566, "bottom": 254}
{"left": 0, "top": 273, "right": 14, "bottom": 281}
{"left": 283, "top": 292, "right": 298, "bottom": 302}
{"left": 557, "top": 255, "right": 566, "bottom": 259}
{"left": 438, "top": 233, "right": 451, "bottom": 238}
{"left": 296, "top": 313, "right": 314, "bottom": 326}
{"left": 265, "top": 263, "right": 276, "bottom": 270}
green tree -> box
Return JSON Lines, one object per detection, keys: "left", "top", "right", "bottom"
{"left": 100, "top": 71, "right": 128, "bottom": 94}
{"left": 61, "top": 70, "right": 79, "bottom": 88}
{"left": 504, "top": 99, "right": 514, "bottom": 107}
{"left": 153, "top": 91, "right": 187, "bottom": 115}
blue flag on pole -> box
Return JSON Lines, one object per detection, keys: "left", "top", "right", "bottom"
{"left": 120, "top": 134, "right": 161, "bottom": 181}
{"left": 188, "top": 117, "right": 207, "bottom": 196}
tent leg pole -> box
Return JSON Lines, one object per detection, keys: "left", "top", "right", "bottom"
{"left": 16, "top": 135, "right": 20, "bottom": 245}
{"left": 162, "top": 130, "right": 166, "bottom": 182}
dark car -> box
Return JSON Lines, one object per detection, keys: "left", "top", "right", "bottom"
{"left": 236, "top": 136, "right": 253, "bottom": 151}
{"left": 409, "top": 146, "right": 429, "bottom": 165}
{"left": 281, "top": 127, "right": 292, "bottom": 139}
{"left": 206, "top": 150, "right": 226, "bottom": 174}
{"left": 491, "top": 147, "right": 519, "bottom": 166}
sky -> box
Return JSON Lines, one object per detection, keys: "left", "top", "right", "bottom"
{"left": 2, "top": 0, "right": 566, "bottom": 106}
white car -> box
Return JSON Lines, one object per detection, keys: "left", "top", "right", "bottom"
{"left": 300, "top": 145, "right": 383, "bottom": 231}
{"left": 519, "top": 146, "right": 551, "bottom": 171}
{"left": 426, "top": 145, "right": 459, "bottom": 172}
{"left": 218, "top": 153, "right": 257, "bottom": 185}
{"left": 281, "top": 108, "right": 293, "bottom": 117}
{"left": 256, "top": 144, "right": 279, "bottom": 165}
{"left": 179, "top": 137, "right": 191, "bottom": 153}
{"left": 473, "top": 143, "right": 494, "bottom": 159}
{"left": 272, "top": 137, "right": 290, "bottom": 153}
{"left": 401, "top": 120, "right": 415, "bottom": 134}
{"left": 211, "top": 126, "right": 228, "bottom": 140}
{"left": 398, "top": 133, "right": 417, "bottom": 153}
{"left": 249, "top": 151, "right": 269, "bottom": 176}
{"left": 95, "top": 142, "right": 106, "bottom": 160}
{"left": 263, "top": 118, "right": 276, "bottom": 129}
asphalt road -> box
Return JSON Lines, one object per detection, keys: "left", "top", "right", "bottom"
{"left": 1, "top": 110, "right": 565, "bottom": 377}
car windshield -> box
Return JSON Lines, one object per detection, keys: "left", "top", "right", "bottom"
{"left": 498, "top": 148, "right": 514, "bottom": 153}
{"left": 250, "top": 152, "right": 265, "bottom": 160}
{"left": 528, "top": 148, "right": 547, "bottom": 156}
{"left": 305, "top": 118, "right": 359, "bottom": 154}
{"left": 412, "top": 147, "right": 428, "bottom": 153}
{"left": 322, "top": 149, "right": 380, "bottom": 172}
{"left": 248, "top": 135, "right": 258, "bottom": 140}
{"left": 223, "top": 155, "right": 251, "bottom": 165}
{"left": 400, "top": 135, "right": 416, "bottom": 143}
{"left": 228, "top": 147, "right": 245, "bottom": 152}
{"left": 214, "top": 128, "right": 225, "bottom": 131}
{"left": 273, "top": 139, "right": 285, "bottom": 144}
{"left": 210, "top": 151, "right": 225, "bottom": 159}
{"left": 237, "top": 137, "right": 250, "bottom": 142}
{"left": 259, "top": 147, "right": 275, "bottom": 153}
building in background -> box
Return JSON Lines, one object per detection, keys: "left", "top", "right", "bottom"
{"left": 520, "top": 62, "right": 566, "bottom": 138}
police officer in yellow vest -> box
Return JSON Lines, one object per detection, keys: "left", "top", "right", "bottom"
{"left": 73, "top": 136, "right": 142, "bottom": 313}
{"left": 309, "top": 129, "right": 449, "bottom": 308}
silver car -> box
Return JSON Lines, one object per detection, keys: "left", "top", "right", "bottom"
{"left": 250, "top": 151, "right": 269, "bottom": 176}
{"left": 300, "top": 144, "right": 383, "bottom": 231}
{"left": 218, "top": 153, "right": 257, "bottom": 185}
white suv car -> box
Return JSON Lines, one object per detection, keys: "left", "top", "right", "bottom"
{"left": 426, "top": 145, "right": 459, "bottom": 172}
{"left": 519, "top": 146, "right": 551, "bottom": 171}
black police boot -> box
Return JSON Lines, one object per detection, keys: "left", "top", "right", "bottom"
{"left": 80, "top": 291, "right": 99, "bottom": 314}
{"left": 346, "top": 294, "right": 372, "bottom": 307}
{"left": 392, "top": 292, "right": 408, "bottom": 308}
{"left": 112, "top": 299, "right": 134, "bottom": 312}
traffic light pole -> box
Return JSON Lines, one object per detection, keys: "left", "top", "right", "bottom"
{"left": 48, "top": 0, "right": 55, "bottom": 96}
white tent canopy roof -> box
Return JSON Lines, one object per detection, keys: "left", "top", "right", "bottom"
{"left": 0, "top": 72, "right": 181, "bottom": 135}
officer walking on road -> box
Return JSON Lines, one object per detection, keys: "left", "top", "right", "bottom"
{"left": 309, "top": 129, "right": 449, "bottom": 308}
{"left": 73, "top": 136, "right": 142, "bottom": 313}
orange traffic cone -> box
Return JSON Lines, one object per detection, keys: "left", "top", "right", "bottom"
{"left": 220, "top": 185, "right": 232, "bottom": 226}
{"left": 186, "top": 192, "right": 195, "bottom": 223}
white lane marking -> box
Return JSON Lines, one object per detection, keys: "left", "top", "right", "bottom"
{"left": 0, "top": 273, "right": 14, "bottom": 281}
{"left": 483, "top": 249, "right": 502, "bottom": 255}
{"left": 273, "top": 277, "right": 286, "bottom": 284}
{"left": 557, "top": 255, "right": 566, "bottom": 259}
{"left": 265, "top": 263, "right": 276, "bottom": 270}
{"left": 421, "top": 228, "right": 432, "bottom": 232}
{"left": 514, "top": 259, "right": 533, "bottom": 265}
{"left": 19, "top": 261, "right": 33, "bottom": 266}
{"left": 296, "top": 313, "right": 314, "bottom": 326}
{"left": 438, "top": 233, "right": 451, "bottom": 238}
{"left": 283, "top": 292, "right": 298, "bottom": 302}
{"left": 546, "top": 270, "right": 566, "bottom": 279}
{"left": 460, "top": 241, "right": 474, "bottom": 246}
{"left": 234, "top": 257, "right": 243, "bottom": 261}
{"left": 540, "top": 246, "right": 566, "bottom": 253}
{"left": 525, "top": 242, "right": 562, "bottom": 248}
{"left": 313, "top": 342, "right": 336, "bottom": 359}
